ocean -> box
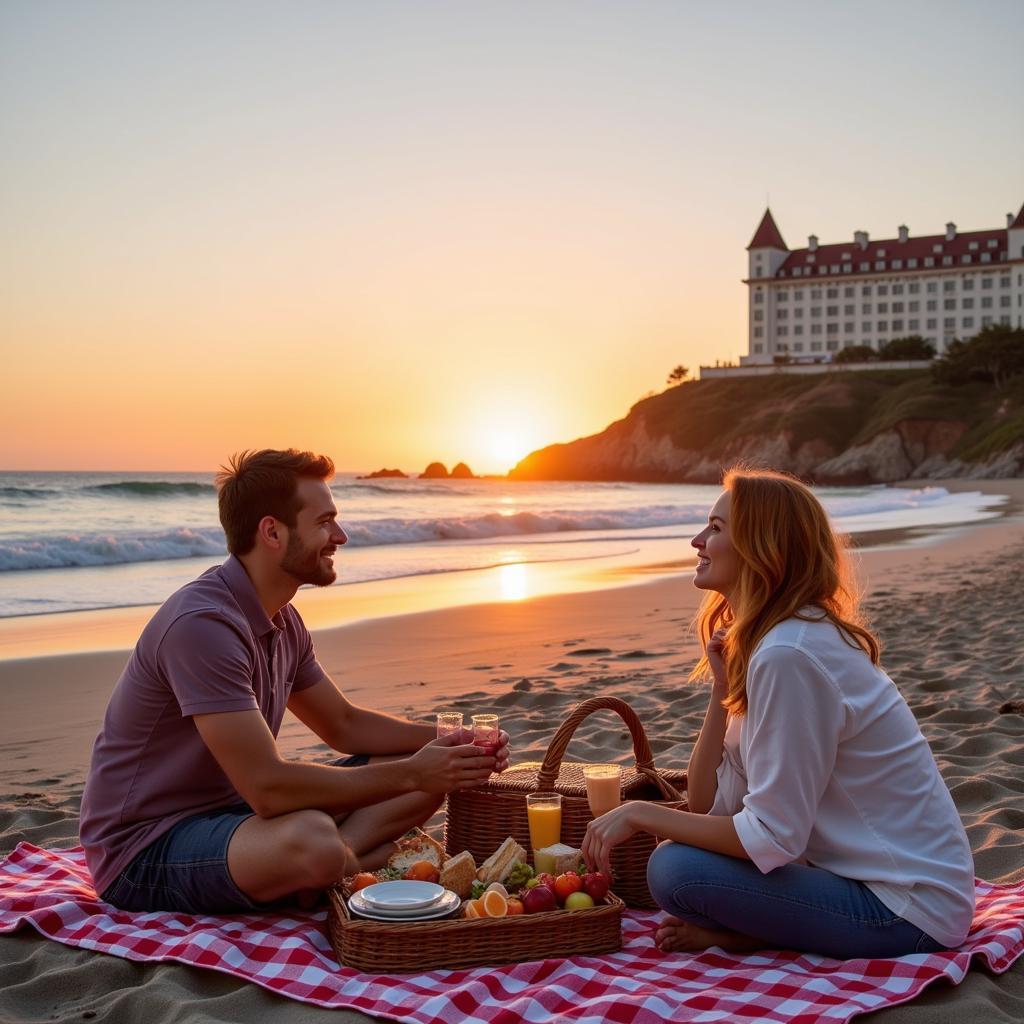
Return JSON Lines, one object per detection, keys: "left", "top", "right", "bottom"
{"left": 0, "top": 471, "right": 1007, "bottom": 620}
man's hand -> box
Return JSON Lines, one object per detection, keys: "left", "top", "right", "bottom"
{"left": 407, "top": 732, "right": 497, "bottom": 793}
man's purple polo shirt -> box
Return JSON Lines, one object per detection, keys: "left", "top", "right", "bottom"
{"left": 80, "top": 556, "right": 326, "bottom": 896}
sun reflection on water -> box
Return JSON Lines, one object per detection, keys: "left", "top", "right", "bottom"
{"left": 497, "top": 561, "right": 528, "bottom": 601}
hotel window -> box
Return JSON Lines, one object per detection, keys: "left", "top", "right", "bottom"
{"left": 827, "top": 288, "right": 839, "bottom": 299}
{"left": 779, "top": 343, "right": 790, "bottom": 351}
{"left": 942, "top": 256, "right": 953, "bottom": 266}
{"left": 982, "top": 277, "right": 994, "bottom": 289}
{"left": 778, "top": 291, "right": 789, "bottom": 301}
{"left": 944, "top": 299, "right": 956, "bottom": 310}
{"left": 963, "top": 279, "right": 974, "bottom": 291}
{"left": 927, "top": 318, "right": 937, "bottom": 329}
{"left": 754, "top": 310, "right": 764, "bottom": 321}
{"left": 962, "top": 255, "right": 972, "bottom": 264}
{"left": 893, "top": 319, "right": 904, "bottom": 331}
{"left": 811, "top": 289, "right": 822, "bottom": 300}
{"left": 753, "top": 343, "right": 763, "bottom": 353}
{"left": 755, "top": 268, "right": 763, "bottom": 277}
{"left": 826, "top": 323, "right": 839, "bottom": 335}
{"left": 1001, "top": 295, "right": 1012, "bottom": 307}
{"left": 793, "top": 342, "right": 804, "bottom": 352}
{"left": 809, "top": 341, "right": 821, "bottom": 352}
{"left": 927, "top": 281, "right": 938, "bottom": 293}
{"left": 932, "top": 244, "right": 943, "bottom": 253}
{"left": 827, "top": 340, "right": 839, "bottom": 351}
{"left": 806, "top": 254, "right": 815, "bottom": 262}
{"left": 875, "top": 261, "right": 886, "bottom": 270}
{"left": 778, "top": 309, "right": 788, "bottom": 319}
{"left": 987, "top": 239, "right": 998, "bottom": 248}
{"left": 944, "top": 317, "right": 955, "bottom": 329}
{"left": 861, "top": 285, "right": 872, "bottom": 296}
{"left": 754, "top": 291, "right": 764, "bottom": 303}
{"left": 778, "top": 326, "right": 788, "bottom": 336}
{"left": 827, "top": 305, "right": 838, "bottom": 316}
{"left": 876, "top": 248, "right": 887, "bottom": 257}
{"left": 909, "top": 282, "right": 920, "bottom": 294}
{"left": 927, "top": 300, "right": 937, "bottom": 311}
{"left": 819, "top": 267, "right": 828, "bottom": 275}
{"left": 981, "top": 253, "right": 991, "bottom": 262}
{"left": 1000, "top": 276, "right": 1011, "bottom": 287}
{"left": 877, "top": 321, "right": 888, "bottom": 332}
{"left": 1002, "top": 315, "right": 1012, "bottom": 325}
{"left": 908, "top": 258, "right": 918, "bottom": 268}
{"left": 860, "top": 262, "right": 870, "bottom": 271}
{"left": 982, "top": 296, "right": 993, "bottom": 308}
{"left": 844, "top": 304, "right": 855, "bottom": 315}
{"left": 862, "top": 303, "right": 872, "bottom": 314}
{"left": 963, "top": 317, "right": 974, "bottom": 329}
{"left": 878, "top": 285, "right": 888, "bottom": 296}
{"left": 909, "top": 301, "right": 920, "bottom": 312}
{"left": 811, "top": 306, "right": 822, "bottom": 317}
{"left": 811, "top": 323, "right": 822, "bottom": 335}
{"left": 844, "top": 286, "right": 855, "bottom": 298}
{"left": 878, "top": 302, "right": 889, "bottom": 313}
{"left": 969, "top": 241, "right": 979, "bottom": 251}
{"left": 892, "top": 284, "right": 904, "bottom": 295}
{"left": 892, "top": 260, "right": 903, "bottom": 269}
{"left": 893, "top": 302, "right": 904, "bottom": 313}
{"left": 830, "top": 266, "right": 840, "bottom": 274}
{"left": 925, "top": 257, "right": 935, "bottom": 267}
{"left": 943, "top": 280, "right": 956, "bottom": 292}
{"left": 754, "top": 327, "right": 763, "bottom": 337}
{"left": 862, "top": 322, "right": 872, "bottom": 332}
{"left": 909, "top": 319, "right": 919, "bottom": 330}
{"left": 878, "top": 338, "right": 888, "bottom": 346}
{"left": 982, "top": 316, "right": 992, "bottom": 327}
{"left": 844, "top": 322, "right": 854, "bottom": 332}
{"left": 795, "top": 308, "right": 804, "bottom": 318}
{"left": 963, "top": 298, "right": 974, "bottom": 310}
{"left": 794, "top": 289, "right": 804, "bottom": 300}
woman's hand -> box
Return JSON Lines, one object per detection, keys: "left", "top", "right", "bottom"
{"left": 707, "top": 627, "right": 729, "bottom": 695}
{"left": 581, "top": 802, "right": 643, "bottom": 877}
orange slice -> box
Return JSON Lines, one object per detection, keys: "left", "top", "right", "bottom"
{"left": 481, "top": 889, "right": 508, "bottom": 918}
{"left": 463, "top": 899, "right": 481, "bottom": 919}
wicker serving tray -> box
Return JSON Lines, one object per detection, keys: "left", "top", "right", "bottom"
{"left": 327, "top": 886, "right": 624, "bottom": 973}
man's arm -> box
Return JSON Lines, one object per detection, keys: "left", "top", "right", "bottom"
{"left": 192, "top": 708, "right": 495, "bottom": 818}
{"left": 287, "top": 676, "right": 435, "bottom": 755}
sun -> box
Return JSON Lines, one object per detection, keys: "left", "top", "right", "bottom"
{"left": 488, "top": 431, "right": 531, "bottom": 470}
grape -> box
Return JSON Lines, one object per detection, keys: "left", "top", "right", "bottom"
{"left": 503, "top": 861, "right": 534, "bottom": 889}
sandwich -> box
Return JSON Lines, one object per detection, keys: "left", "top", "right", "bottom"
{"left": 438, "top": 849, "right": 476, "bottom": 899}
{"left": 387, "top": 828, "right": 445, "bottom": 876}
{"left": 475, "top": 836, "right": 527, "bottom": 885}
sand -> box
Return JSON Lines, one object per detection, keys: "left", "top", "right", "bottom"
{"left": 1, "top": 480, "right": 1023, "bottom": 1023}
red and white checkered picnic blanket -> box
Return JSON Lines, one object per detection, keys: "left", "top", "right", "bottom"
{"left": 1, "top": 843, "right": 1022, "bottom": 1024}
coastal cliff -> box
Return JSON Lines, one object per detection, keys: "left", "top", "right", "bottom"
{"left": 509, "top": 370, "right": 1024, "bottom": 484}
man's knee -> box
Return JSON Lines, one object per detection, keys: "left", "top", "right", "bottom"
{"left": 282, "top": 810, "right": 353, "bottom": 887}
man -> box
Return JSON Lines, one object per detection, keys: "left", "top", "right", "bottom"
{"left": 80, "top": 448, "right": 508, "bottom": 914}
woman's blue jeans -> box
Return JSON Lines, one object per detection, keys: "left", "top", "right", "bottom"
{"left": 646, "top": 842, "right": 946, "bottom": 959}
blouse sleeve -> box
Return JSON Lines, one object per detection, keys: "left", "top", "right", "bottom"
{"left": 732, "top": 643, "right": 846, "bottom": 873}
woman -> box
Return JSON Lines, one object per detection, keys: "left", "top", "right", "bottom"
{"left": 581, "top": 468, "right": 974, "bottom": 959}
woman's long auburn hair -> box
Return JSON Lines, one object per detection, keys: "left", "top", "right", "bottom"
{"left": 690, "top": 467, "right": 880, "bottom": 716}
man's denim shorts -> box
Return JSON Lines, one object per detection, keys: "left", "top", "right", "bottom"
{"left": 100, "top": 753, "right": 371, "bottom": 914}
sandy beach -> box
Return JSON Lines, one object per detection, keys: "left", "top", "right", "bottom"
{"left": 1, "top": 480, "right": 1022, "bottom": 1023}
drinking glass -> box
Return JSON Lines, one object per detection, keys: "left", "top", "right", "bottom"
{"left": 471, "top": 714, "right": 500, "bottom": 756}
{"left": 526, "top": 792, "right": 562, "bottom": 852}
{"left": 436, "top": 712, "right": 464, "bottom": 738}
{"left": 583, "top": 764, "right": 622, "bottom": 817}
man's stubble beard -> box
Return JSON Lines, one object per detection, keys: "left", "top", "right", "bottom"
{"left": 281, "top": 532, "right": 336, "bottom": 587}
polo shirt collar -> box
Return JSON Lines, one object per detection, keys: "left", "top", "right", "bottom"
{"left": 220, "top": 554, "right": 280, "bottom": 638}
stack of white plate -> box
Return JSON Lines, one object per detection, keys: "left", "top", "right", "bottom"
{"left": 348, "top": 880, "right": 460, "bottom": 922}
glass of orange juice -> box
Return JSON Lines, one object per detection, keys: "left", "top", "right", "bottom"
{"left": 526, "top": 792, "right": 562, "bottom": 851}
{"left": 583, "top": 764, "right": 622, "bottom": 817}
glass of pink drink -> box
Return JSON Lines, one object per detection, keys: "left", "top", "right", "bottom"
{"left": 471, "top": 714, "right": 500, "bottom": 756}
{"left": 436, "top": 712, "right": 464, "bottom": 738}
{"left": 583, "top": 764, "right": 622, "bottom": 817}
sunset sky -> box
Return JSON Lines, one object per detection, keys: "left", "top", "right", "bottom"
{"left": 3, "top": 1, "right": 1022, "bottom": 475}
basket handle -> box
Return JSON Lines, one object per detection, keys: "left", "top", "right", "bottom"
{"left": 536, "top": 696, "right": 683, "bottom": 801}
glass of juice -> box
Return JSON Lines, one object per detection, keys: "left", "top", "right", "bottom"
{"left": 436, "top": 712, "right": 464, "bottom": 738}
{"left": 526, "top": 792, "right": 562, "bottom": 851}
{"left": 471, "top": 714, "right": 500, "bottom": 755}
{"left": 583, "top": 764, "right": 622, "bottom": 817}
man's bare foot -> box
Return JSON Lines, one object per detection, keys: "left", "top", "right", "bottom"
{"left": 654, "top": 916, "right": 764, "bottom": 954}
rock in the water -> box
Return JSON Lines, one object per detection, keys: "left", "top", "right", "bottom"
{"left": 357, "top": 468, "right": 408, "bottom": 479}
{"left": 419, "top": 462, "right": 449, "bottom": 479}
{"left": 450, "top": 462, "right": 475, "bottom": 479}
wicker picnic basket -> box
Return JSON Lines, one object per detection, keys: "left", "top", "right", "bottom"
{"left": 327, "top": 885, "right": 624, "bottom": 972}
{"left": 445, "top": 696, "right": 687, "bottom": 909}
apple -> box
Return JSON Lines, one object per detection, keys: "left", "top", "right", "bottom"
{"left": 553, "top": 872, "right": 584, "bottom": 904}
{"left": 535, "top": 872, "right": 558, "bottom": 890}
{"left": 521, "top": 884, "right": 557, "bottom": 914}
{"left": 564, "top": 891, "right": 595, "bottom": 911}
{"left": 582, "top": 871, "right": 610, "bottom": 902}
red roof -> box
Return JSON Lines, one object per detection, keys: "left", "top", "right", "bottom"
{"left": 1011, "top": 203, "right": 1024, "bottom": 230}
{"left": 747, "top": 208, "right": 788, "bottom": 251}
{"left": 773, "top": 227, "right": 1012, "bottom": 280}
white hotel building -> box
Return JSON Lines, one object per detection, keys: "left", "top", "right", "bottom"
{"left": 740, "top": 204, "right": 1024, "bottom": 365}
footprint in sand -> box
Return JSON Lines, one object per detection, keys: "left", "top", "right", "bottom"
{"left": 565, "top": 647, "right": 613, "bottom": 657}
{"left": 547, "top": 662, "right": 580, "bottom": 673}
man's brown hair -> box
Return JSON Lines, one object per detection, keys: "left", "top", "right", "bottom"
{"left": 215, "top": 449, "right": 335, "bottom": 556}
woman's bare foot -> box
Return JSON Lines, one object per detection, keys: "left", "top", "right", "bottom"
{"left": 654, "top": 915, "right": 764, "bottom": 954}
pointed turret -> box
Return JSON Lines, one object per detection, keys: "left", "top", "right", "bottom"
{"left": 747, "top": 208, "right": 788, "bottom": 251}
{"left": 1008, "top": 201, "right": 1024, "bottom": 265}
{"left": 1010, "top": 202, "right": 1024, "bottom": 230}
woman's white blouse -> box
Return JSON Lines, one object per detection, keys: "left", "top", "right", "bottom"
{"left": 710, "top": 614, "right": 975, "bottom": 948}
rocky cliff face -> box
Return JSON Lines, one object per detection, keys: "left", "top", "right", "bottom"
{"left": 509, "top": 374, "right": 1024, "bottom": 484}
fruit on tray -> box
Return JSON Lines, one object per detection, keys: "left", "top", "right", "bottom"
{"left": 350, "top": 872, "right": 378, "bottom": 893}
{"left": 521, "top": 884, "right": 558, "bottom": 915}
{"left": 553, "top": 872, "right": 584, "bottom": 903}
{"left": 564, "top": 891, "right": 595, "bottom": 911}
{"left": 404, "top": 859, "right": 441, "bottom": 883}
{"left": 582, "top": 871, "right": 610, "bottom": 901}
